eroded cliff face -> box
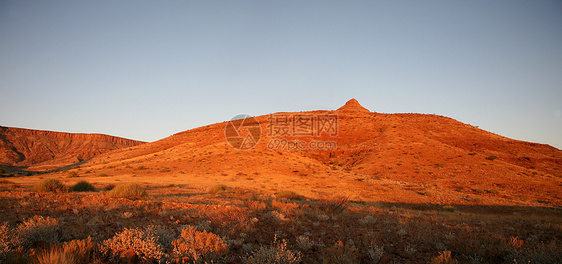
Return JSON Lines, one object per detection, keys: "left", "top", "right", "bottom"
{"left": 0, "top": 126, "right": 144, "bottom": 169}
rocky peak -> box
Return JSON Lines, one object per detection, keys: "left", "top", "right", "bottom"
{"left": 337, "top": 98, "right": 371, "bottom": 113}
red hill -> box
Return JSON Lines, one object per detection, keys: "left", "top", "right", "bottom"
{"left": 0, "top": 126, "right": 144, "bottom": 172}
{"left": 71, "top": 99, "right": 562, "bottom": 206}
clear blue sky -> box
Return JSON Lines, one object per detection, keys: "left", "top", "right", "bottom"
{"left": 1, "top": 1, "right": 561, "bottom": 149}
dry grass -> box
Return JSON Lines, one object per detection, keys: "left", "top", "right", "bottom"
{"left": 431, "top": 250, "right": 458, "bottom": 264}
{"left": 246, "top": 235, "right": 301, "bottom": 264}
{"left": 35, "top": 247, "right": 77, "bottom": 264}
{"left": 61, "top": 237, "right": 96, "bottom": 263}
{"left": 69, "top": 180, "right": 96, "bottom": 192}
{"left": 66, "top": 171, "right": 79, "bottom": 178}
{"left": 32, "top": 178, "right": 67, "bottom": 193}
{"left": 171, "top": 225, "right": 228, "bottom": 262}
{"left": 274, "top": 190, "right": 301, "bottom": 200}
{"left": 16, "top": 215, "right": 60, "bottom": 249}
{"left": 322, "top": 240, "right": 360, "bottom": 264}
{"left": 0, "top": 183, "right": 560, "bottom": 263}
{"left": 108, "top": 183, "right": 147, "bottom": 200}
{"left": 209, "top": 184, "right": 230, "bottom": 194}
{"left": 100, "top": 226, "right": 164, "bottom": 262}
{"left": 34, "top": 238, "right": 96, "bottom": 264}
{"left": 320, "top": 196, "right": 349, "bottom": 214}
{"left": 0, "top": 222, "right": 12, "bottom": 255}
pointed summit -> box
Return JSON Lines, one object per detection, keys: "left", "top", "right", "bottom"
{"left": 337, "top": 98, "right": 371, "bottom": 113}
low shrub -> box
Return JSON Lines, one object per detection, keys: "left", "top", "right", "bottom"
{"left": 422, "top": 191, "right": 433, "bottom": 197}
{"left": 209, "top": 184, "right": 230, "bottom": 194}
{"left": 70, "top": 181, "right": 96, "bottom": 192}
{"left": 108, "top": 183, "right": 148, "bottom": 200}
{"left": 508, "top": 236, "right": 524, "bottom": 250}
{"left": 16, "top": 215, "right": 60, "bottom": 249}
{"left": 267, "top": 210, "right": 289, "bottom": 222}
{"left": 0, "top": 168, "right": 4, "bottom": 174}
{"left": 367, "top": 242, "right": 385, "bottom": 263}
{"left": 34, "top": 239, "right": 95, "bottom": 264}
{"left": 275, "top": 190, "right": 301, "bottom": 200}
{"left": 0, "top": 222, "right": 13, "bottom": 255}
{"left": 209, "top": 207, "right": 253, "bottom": 234}
{"left": 152, "top": 225, "right": 177, "bottom": 249}
{"left": 32, "top": 178, "right": 67, "bottom": 193}
{"left": 100, "top": 226, "right": 164, "bottom": 262}
{"left": 35, "top": 247, "right": 77, "bottom": 264}
{"left": 61, "top": 237, "right": 96, "bottom": 263}
{"left": 320, "top": 196, "right": 349, "bottom": 214}
{"left": 66, "top": 171, "right": 78, "bottom": 178}
{"left": 474, "top": 189, "right": 485, "bottom": 194}
{"left": 508, "top": 241, "right": 562, "bottom": 264}
{"left": 431, "top": 250, "right": 458, "bottom": 264}
{"left": 296, "top": 235, "right": 316, "bottom": 251}
{"left": 246, "top": 235, "right": 301, "bottom": 264}
{"left": 441, "top": 206, "right": 456, "bottom": 212}
{"left": 485, "top": 155, "right": 498, "bottom": 161}
{"left": 97, "top": 173, "right": 108, "bottom": 177}
{"left": 171, "top": 225, "right": 228, "bottom": 262}
{"left": 358, "top": 215, "right": 377, "bottom": 225}
{"left": 322, "top": 240, "right": 360, "bottom": 264}
{"left": 1, "top": 247, "right": 28, "bottom": 263}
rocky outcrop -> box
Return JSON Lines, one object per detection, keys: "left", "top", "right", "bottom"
{"left": 336, "top": 98, "right": 371, "bottom": 113}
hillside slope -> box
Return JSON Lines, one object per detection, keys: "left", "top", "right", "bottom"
{"left": 51, "top": 99, "right": 562, "bottom": 206}
{"left": 0, "top": 126, "right": 144, "bottom": 171}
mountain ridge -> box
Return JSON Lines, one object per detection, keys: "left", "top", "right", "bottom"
{"left": 2, "top": 99, "right": 561, "bottom": 206}
{"left": 71, "top": 99, "right": 562, "bottom": 206}
{"left": 0, "top": 126, "right": 144, "bottom": 171}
